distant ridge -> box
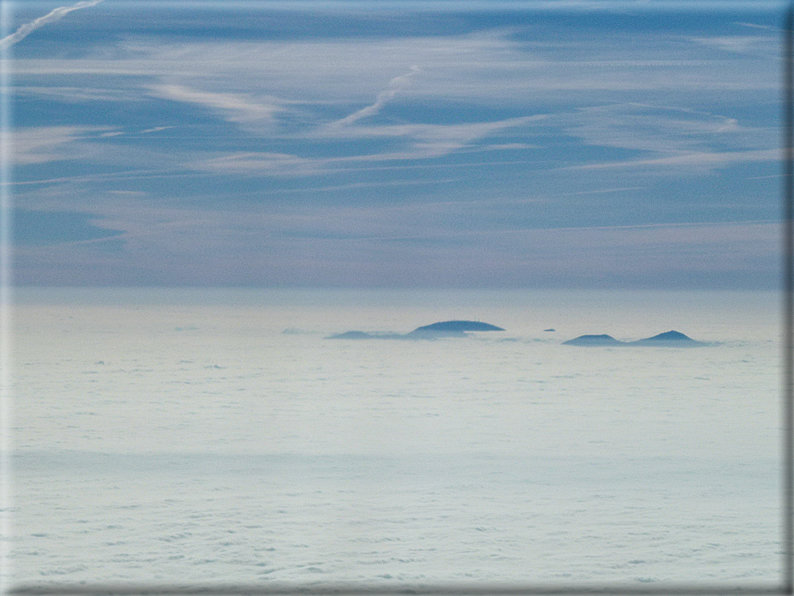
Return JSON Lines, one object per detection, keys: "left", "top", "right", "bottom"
{"left": 630, "top": 330, "right": 703, "bottom": 346}
{"left": 637, "top": 330, "right": 690, "bottom": 341}
{"left": 326, "top": 331, "right": 401, "bottom": 340}
{"left": 327, "top": 320, "right": 504, "bottom": 340}
{"left": 406, "top": 321, "right": 504, "bottom": 338}
{"left": 562, "top": 334, "right": 623, "bottom": 347}
{"left": 563, "top": 330, "right": 703, "bottom": 347}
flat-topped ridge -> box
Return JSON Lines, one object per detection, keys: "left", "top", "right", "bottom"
{"left": 327, "top": 320, "right": 504, "bottom": 340}
{"left": 408, "top": 321, "right": 505, "bottom": 336}
{"left": 562, "top": 334, "right": 623, "bottom": 346}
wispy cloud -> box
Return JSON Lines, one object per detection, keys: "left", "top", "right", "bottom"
{"left": 14, "top": 86, "right": 144, "bottom": 103}
{"left": 195, "top": 115, "right": 545, "bottom": 175}
{"left": 0, "top": 0, "right": 104, "bottom": 50}
{"left": 570, "top": 148, "right": 780, "bottom": 171}
{"left": 559, "top": 102, "right": 776, "bottom": 172}
{"left": 690, "top": 35, "right": 777, "bottom": 54}
{"left": 13, "top": 22, "right": 777, "bottom": 96}
{"left": 147, "top": 83, "right": 284, "bottom": 124}
{"left": 734, "top": 22, "right": 780, "bottom": 32}
{"left": 332, "top": 65, "right": 421, "bottom": 127}
{"left": 139, "top": 126, "right": 174, "bottom": 134}
{"left": 197, "top": 152, "right": 313, "bottom": 174}
{"left": 564, "top": 103, "right": 770, "bottom": 154}
{"left": 12, "top": 126, "right": 106, "bottom": 165}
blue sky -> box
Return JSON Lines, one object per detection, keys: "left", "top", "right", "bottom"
{"left": 7, "top": 0, "right": 787, "bottom": 288}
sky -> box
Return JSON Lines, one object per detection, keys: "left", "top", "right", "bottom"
{"left": 6, "top": 0, "right": 788, "bottom": 288}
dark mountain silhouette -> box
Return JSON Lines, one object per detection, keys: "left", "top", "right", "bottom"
{"left": 326, "top": 331, "right": 386, "bottom": 340}
{"left": 630, "top": 330, "right": 703, "bottom": 346}
{"left": 562, "top": 334, "right": 623, "bottom": 346}
{"left": 405, "top": 321, "right": 504, "bottom": 338}
{"left": 563, "top": 330, "right": 703, "bottom": 347}
{"left": 327, "top": 320, "right": 504, "bottom": 340}
{"left": 326, "top": 330, "right": 403, "bottom": 340}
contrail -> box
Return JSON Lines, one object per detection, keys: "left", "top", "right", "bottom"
{"left": 0, "top": 0, "right": 104, "bottom": 50}
{"left": 334, "top": 65, "right": 421, "bottom": 127}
